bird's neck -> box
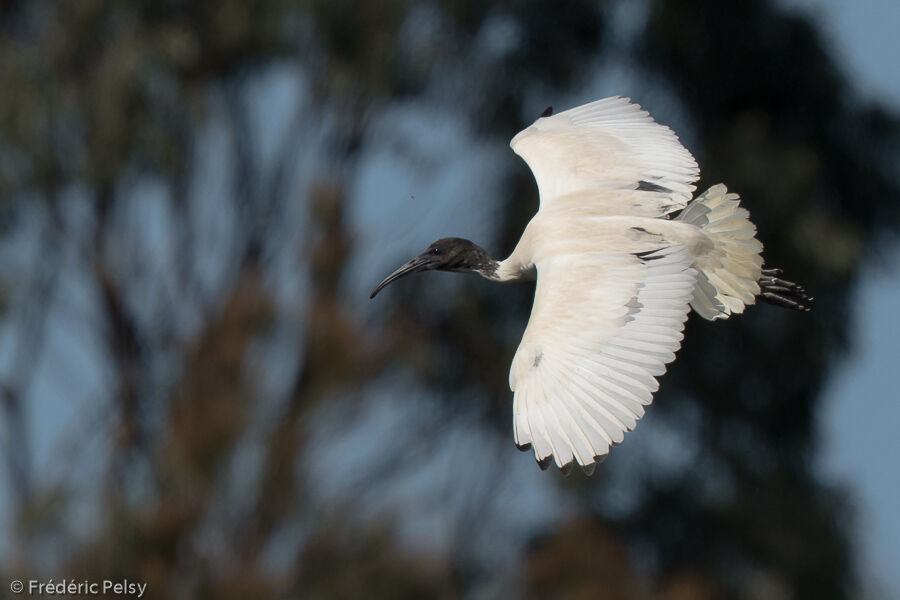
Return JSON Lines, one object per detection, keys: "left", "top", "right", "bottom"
{"left": 462, "top": 241, "right": 532, "bottom": 282}
{"left": 487, "top": 257, "right": 534, "bottom": 283}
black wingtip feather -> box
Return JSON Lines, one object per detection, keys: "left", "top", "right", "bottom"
{"left": 540, "top": 105, "right": 553, "bottom": 118}
{"left": 636, "top": 180, "right": 672, "bottom": 193}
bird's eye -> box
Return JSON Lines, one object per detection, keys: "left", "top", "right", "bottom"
{"left": 431, "top": 248, "right": 441, "bottom": 255}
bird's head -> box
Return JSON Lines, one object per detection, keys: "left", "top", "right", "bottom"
{"left": 369, "top": 237, "right": 496, "bottom": 298}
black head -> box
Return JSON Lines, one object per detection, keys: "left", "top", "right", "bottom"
{"left": 369, "top": 237, "right": 496, "bottom": 299}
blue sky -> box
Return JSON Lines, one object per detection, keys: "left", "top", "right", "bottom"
{"left": 785, "top": 0, "right": 900, "bottom": 595}
{"left": 0, "top": 1, "right": 895, "bottom": 594}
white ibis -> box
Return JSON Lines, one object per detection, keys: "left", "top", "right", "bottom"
{"left": 370, "top": 96, "right": 810, "bottom": 475}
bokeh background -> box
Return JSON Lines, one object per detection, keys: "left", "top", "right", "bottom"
{"left": 1, "top": 0, "right": 898, "bottom": 598}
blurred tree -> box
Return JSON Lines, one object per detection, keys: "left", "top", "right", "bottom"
{"left": 0, "top": 0, "right": 896, "bottom": 599}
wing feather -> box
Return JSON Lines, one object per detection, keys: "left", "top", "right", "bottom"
{"left": 510, "top": 247, "right": 696, "bottom": 471}
{"left": 510, "top": 97, "right": 699, "bottom": 216}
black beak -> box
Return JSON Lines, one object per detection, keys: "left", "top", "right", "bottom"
{"left": 369, "top": 254, "right": 437, "bottom": 299}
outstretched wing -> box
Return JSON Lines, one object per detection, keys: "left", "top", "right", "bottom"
{"left": 510, "top": 97, "right": 699, "bottom": 217}
{"left": 509, "top": 246, "right": 697, "bottom": 474}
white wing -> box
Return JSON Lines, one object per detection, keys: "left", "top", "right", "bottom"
{"left": 509, "top": 246, "right": 697, "bottom": 473}
{"left": 510, "top": 97, "right": 700, "bottom": 217}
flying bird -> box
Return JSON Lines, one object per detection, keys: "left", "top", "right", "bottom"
{"left": 370, "top": 96, "right": 811, "bottom": 475}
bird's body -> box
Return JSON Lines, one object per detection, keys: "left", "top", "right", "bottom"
{"left": 371, "top": 96, "right": 811, "bottom": 474}
{"left": 496, "top": 210, "right": 711, "bottom": 281}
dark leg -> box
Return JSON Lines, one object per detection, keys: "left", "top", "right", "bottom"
{"left": 758, "top": 267, "right": 813, "bottom": 312}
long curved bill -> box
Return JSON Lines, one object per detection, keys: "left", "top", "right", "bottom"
{"left": 369, "top": 254, "right": 434, "bottom": 298}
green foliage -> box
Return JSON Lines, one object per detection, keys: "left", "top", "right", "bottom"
{"left": 0, "top": 0, "right": 897, "bottom": 598}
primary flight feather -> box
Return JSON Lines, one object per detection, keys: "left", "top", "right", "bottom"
{"left": 370, "top": 96, "right": 811, "bottom": 474}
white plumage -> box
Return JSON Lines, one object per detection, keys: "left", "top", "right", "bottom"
{"left": 510, "top": 96, "right": 699, "bottom": 216}
{"left": 500, "top": 97, "right": 764, "bottom": 472}
{"left": 509, "top": 247, "right": 697, "bottom": 474}
{"left": 371, "top": 96, "right": 811, "bottom": 474}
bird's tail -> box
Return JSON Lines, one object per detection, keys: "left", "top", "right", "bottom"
{"left": 676, "top": 184, "right": 764, "bottom": 320}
